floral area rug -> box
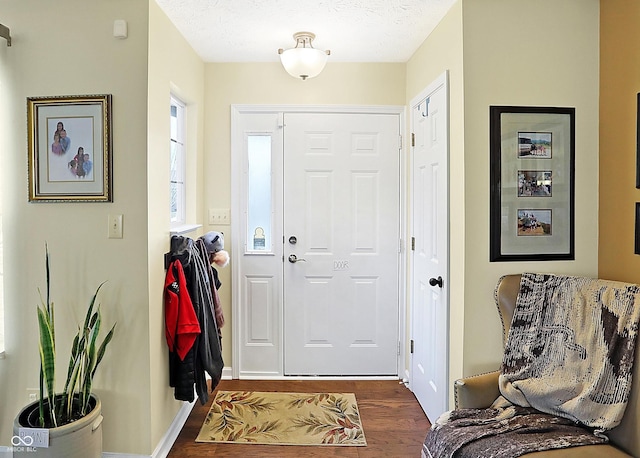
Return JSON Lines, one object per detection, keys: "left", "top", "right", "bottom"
{"left": 195, "top": 391, "right": 367, "bottom": 446}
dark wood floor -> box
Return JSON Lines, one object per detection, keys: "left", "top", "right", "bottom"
{"left": 168, "top": 379, "right": 431, "bottom": 457}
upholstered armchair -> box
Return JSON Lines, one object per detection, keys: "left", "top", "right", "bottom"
{"left": 424, "top": 274, "right": 640, "bottom": 458}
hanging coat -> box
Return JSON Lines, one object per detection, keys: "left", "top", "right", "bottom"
{"left": 164, "top": 260, "right": 200, "bottom": 360}
{"left": 166, "top": 235, "right": 224, "bottom": 404}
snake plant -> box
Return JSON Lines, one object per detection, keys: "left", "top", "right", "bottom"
{"left": 36, "top": 246, "right": 116, "bottom": 428}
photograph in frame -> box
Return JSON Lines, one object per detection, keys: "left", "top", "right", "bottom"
{"left": 27, "top": 94, "right": 112, "bottom": 202}
{"left": 517, "top": 171, "right": 552, "bottom": 197}
{"left": 517, "top": 131, "right": 552, "bottom": 158}
{"left": 517, "top": 209, "right": 552, "bottom": 236}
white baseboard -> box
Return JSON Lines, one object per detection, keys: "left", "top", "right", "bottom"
{"left": 151, "top": 399, "right": 196, "bottom": 458}
{"left": 101, "top": 399, "right": 195, "bottom": 458}
{"left": 221, "top": 366, "right": 233, "bottom": 380}
{"left": 102, "top": 366, "right": 233, "bottom": 458}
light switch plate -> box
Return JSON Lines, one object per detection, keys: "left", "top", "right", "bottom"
{"left": 108, "top": 214, "right": 123, "bottom": 238}
{"left": 208, "top": 208, "right": 231, "bottom": 225}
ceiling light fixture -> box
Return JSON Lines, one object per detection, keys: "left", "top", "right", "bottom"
{"left": 278, "top": 32, "right": 330, "bottom": 81}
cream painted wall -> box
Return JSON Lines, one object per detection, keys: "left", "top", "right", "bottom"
{"left": 404, "top": 0, "right": 599, "bottom": 410}
{"left": 405, "top": 0, "right": 466, "bottom": 400}
{"left": 0, "top": 1, "right": 155, "bottom": 454}
{"left": 461, "top": 0, "right": 600, "bottom": 375}
{"left": 148, "top": 1, "right": 205, "bottom": 452}
{"left": 599, "top": 1, "right": 640, "bottom": 282}
{"left": 202, "top": 62, "right": 407, "bottom": 364}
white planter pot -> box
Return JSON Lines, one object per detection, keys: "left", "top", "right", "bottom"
{"left": 13, "top": 394, "right": 103, "bottom": 458}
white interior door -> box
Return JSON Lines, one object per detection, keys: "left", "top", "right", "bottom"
{"left": 410, "top": 73, "right": 449, "bottom": 421}
{"left": 283, "top": 112, "right": 400, "bottom": 376}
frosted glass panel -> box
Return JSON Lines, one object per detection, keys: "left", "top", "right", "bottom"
{"left": 247, "top": 135, "right": 272, "bottom": 251}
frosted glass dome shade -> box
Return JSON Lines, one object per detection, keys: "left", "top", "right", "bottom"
{"left": 279, "top": 48, "right": 328, "bottom": 80}
{"left": 278, "top": 32, "right": 330, "bottom": 80}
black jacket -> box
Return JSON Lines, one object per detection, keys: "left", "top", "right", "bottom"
{"left": 167, "top": 236, "right": 224, "bottom": 404}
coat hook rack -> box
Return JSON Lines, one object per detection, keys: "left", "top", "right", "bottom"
{"left": 0, "top": 23, "right": 11, "bottom": 47}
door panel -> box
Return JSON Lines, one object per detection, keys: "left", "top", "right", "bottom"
{"left": 234, "top": 112, "right": 284, "bottom": 377}
{"left": 411, "top": 74, "right": 449, "bottom": 421}
{"left": 283, "top": 113, "right": 400, "bottom": 376}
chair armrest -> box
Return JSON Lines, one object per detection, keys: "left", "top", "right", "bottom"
{"left": 454, "top": 370, "right": 501, "bottom": 409}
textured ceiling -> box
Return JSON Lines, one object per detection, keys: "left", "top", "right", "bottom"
{"left": 154, "top": 0, "right": 457, "bottom": 63}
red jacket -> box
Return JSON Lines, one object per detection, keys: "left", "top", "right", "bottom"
{"left": 164, "top": 260, "right": 200, "bottom": 360}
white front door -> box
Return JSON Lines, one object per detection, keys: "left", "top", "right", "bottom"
{"left": 283, "top": 112, "right": 401, "bottom": 376}
{"left": 410, "top": 72, "right": 449, "bottom": 421}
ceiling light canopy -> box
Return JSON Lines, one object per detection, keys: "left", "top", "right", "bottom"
{"left": 278, "top": 32, "right": 330, "bottom": 81}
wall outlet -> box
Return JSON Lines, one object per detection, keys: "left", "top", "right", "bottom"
{"left": 208, "top": 208, "right": 231, "bottom": 225}
{"left": 27, "top": 389, "right": 38, "bottom": 404}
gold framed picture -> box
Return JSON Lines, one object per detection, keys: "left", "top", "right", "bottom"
{"left": 27, "top": 94, "right": 112, "bottom": 202}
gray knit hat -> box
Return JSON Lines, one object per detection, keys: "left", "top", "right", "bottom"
{"left": 200, "top": 231, "right": 224, "bottom": 253}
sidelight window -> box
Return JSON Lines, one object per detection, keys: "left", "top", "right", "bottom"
{"left": 247, "top": 135, "right": 272, "bottom": 252}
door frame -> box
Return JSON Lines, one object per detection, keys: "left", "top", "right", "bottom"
{"left": 230, "top": 104, "right": 408, "bottom": 379}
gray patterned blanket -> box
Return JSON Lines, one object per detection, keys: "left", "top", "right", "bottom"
{"left": 423, "top": 273, "right": 640, "bottom": 458}
{"left": 500, "top": 273, "right": 640, "bottom": 432}
{"left": 423, "top": 401, "right": 606, "bottom": 458}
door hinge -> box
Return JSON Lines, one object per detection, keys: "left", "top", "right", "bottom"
{"left": 411, "top": 237, "right": 415, "bottom": 251}
{"left": 398, "top": 341, "right": 401, "bottom": 356}
{"left": 410, "top": 339, "right": 414, "bottom": 354}
{"left": 411, "top": 132, "right": 415, "bottom": 147}
{"left": 399, "top": 134, "right": 403, "bottom": 149}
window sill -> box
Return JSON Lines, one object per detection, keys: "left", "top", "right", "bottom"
{"left": 170, "top": 224, "right": 202, "bottom": 236}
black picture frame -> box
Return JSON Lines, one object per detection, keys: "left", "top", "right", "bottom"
{"left": 490, "top": 106, "right": 575, "bottom": 262}
{"left": 636, "top": 93, "right": 640, "bottom": 189}
{"left": 635, "top": 203, "right": 640, "bottom": 255}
